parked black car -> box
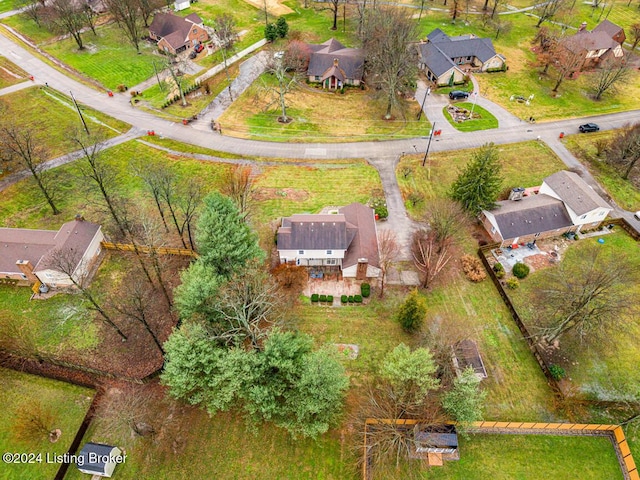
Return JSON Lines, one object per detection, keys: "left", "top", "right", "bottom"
{"left": 579, "top": 123, "right": 599, "bottom": 133}
{"left": 449, "top": 90, "right": 469, "bottom": 100}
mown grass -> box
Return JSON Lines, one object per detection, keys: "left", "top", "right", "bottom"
{"left": 397, "top": 141, "right": 567, "bottom": 218}
{"left": 510, "top": 232, "right": 640, "bottom": 404}
{"left": 220, "top": 75, "right": 430, "bottom": 142}
{"left": 0, "top": 0, "right": 19, "bottom": 14}
{"left": 563, "top": 131, "right": 640, "bottom": 211}
{"left": 443, "top": 102, "right": 499, "bottom": 131}
{"left": 2, "top": 12, "right": 57, "bottom": 44}
{"left": 43, "top": 24, "right": 159, "bottom": 91}
{"left": 0, "top": 55, "right": 28, "bottom": 88}
{"left": 0, "top": 87, "right": 127, "bottom": 177}
{"left": 0, "top": 368, "right": 93, "bottom": 480}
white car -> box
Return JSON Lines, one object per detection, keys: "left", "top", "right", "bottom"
{"left": 634, "top": 211, "right": 640, "bottom": 221}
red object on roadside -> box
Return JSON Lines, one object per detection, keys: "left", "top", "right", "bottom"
{"left": 29, "top": 75, "right": 34, "bottom": 81}
{"left": 559, "top": 132, "right": 564, "bottom": 138}
{"left": 182, "top": 119, "right": 188, "bottom": 125}
{"left": 108, "top": 91, "right": 114, "bottom": 97}
{"left": 375, "top": 213, "right": 379, "bottom": 220}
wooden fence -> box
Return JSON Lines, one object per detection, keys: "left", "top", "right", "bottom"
{"left": 101, "top": 241, "right": 198, "bottom": 257}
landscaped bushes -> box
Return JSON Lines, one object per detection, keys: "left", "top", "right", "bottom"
{"left": 327, "top": 295, "right": 334, "bottom": 303}
{"left": 341, "top": 295, "right": 348, "bottom": 303}
{"left": 549, "top": 364, "right": 566, "bottom": 380}
{"left": 354, "top": 295, "right": 363, "bottom": 303}
{"left": 506, "top": 277, "right": 519, "bottom": 289}
{"left": 461, "top": 255, "right": 486, "bottom": 282}
{"left": 493, "top": 262, "right": 505, "bottom": 279}
{"left": 319, "top": 294, "right": 327, "bottom": 302}
{"left": 361, "top": 283, "right": 370, "bottom": 297}
{"left": 311, "top": 294, "right": 319, "bottom": 302}
{"left": 512, "top": 262, "right": 530, "bottom": 279}
{"left": 348, "top": 295, "right": 354, "bottom": 303}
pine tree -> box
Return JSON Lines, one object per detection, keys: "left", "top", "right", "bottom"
{"left": 396, "top": 289, "right": 427, "bottom": 333}
{"left": 450, "top": 143, "right": 503, "bottom": 215}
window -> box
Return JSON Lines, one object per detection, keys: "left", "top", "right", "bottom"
{"left": 298, "top": 250, "right": 304, "bottom": 255}
{"left": 326, "top": 250, "right": 332, "bottom": 255}
{"left": 326, "top": 259, "right": 337, "bottom": 265}
{"left": 315, "top": 76, "right": 321, "bottom": 81}
{"left": 490, "top": 227, "right": 496, "bottom": 234}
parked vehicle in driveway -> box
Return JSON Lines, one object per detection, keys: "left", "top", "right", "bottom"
{"left": 189, "top": 50, "right": 197, "bottom": 59}
{"left": 634, "top": 211, "right": 640, "bottom": 221}
{"left": 449, "top": 90, "right": 469, "bottom": 100}
{"left": 579, "top": 123, "right": 599, "bottom": 133}
{"left": 195, "top": 43, "right": 204, "bottom": 53}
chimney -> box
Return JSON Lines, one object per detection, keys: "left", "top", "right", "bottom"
{"left": 509, "top": 187, "right": 525, "bottom": 201}
{"left": 16, "top": 260, "right": 38, "bottom": 284}
{"left": 356, "top": 258, "right": 368, "bottom": 281}
{"left": 578, "top": 21, "right": 587, "bottom": 32}
{"left": 75, "top": 214, "right": 84, "bottom": 222}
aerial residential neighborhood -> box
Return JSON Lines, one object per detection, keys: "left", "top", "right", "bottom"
{"left": 0, "top": 0, "right": 639, "bottom": 478}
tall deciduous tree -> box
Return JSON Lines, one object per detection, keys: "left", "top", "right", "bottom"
{"left": 533, "top": 245, "right": 637, "bottom": 344}
{"left": 589, "top": 56, "right": 630, "bottom": 100}
{"left": 48, "top": 0, "right": 87, "bottom": 50}
{"left": 221, "top": 165, "right": 255, "bottom": 220}
{"left": 0, "top": 125, "right": 60, "bottom": 215}
{"left": 377, "top": 229, "right": 400, "bottom": 298}
{"left": 450, "top": 143, "right": 503, "bottom": 215}
{"left": 551, "top": 40, "right": 585, "bottom": 92}
{"left": 261, "top": 54, "right": 299, "bottom": 123}
{"left": 105, "top": 0, "right": 144, "bottom": 52}
{"left": 396, "top": 289, "right": 427, "bottom": 333}
{"left": 361, "top": 8, "right": 418, "bottom": 119}
{"left": 412, "top": 229, "right": 453, "bottom": 289}
{"left": 534, "top": 0, "right": 567, "bottom": 27}
{"left": 630, "top": 23, "right": 640, "bottom": 51}
{"left": 214, "top": 14, "right": 238, "bottom": 101}
{"left": 442, "top": 366, "right": 486, "bottom": 430}
{"left": 604, "top": 122, "right": 640, "bottom": 180}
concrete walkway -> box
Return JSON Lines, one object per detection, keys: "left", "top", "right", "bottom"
{"left": 0, "top": 79, "right": 31, "bottom": 97}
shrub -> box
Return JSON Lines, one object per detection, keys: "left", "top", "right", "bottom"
{"left": 319, "top": 294, "right": 327, "bottom": 302}
{"left": 264, "top": 23, "right": 278, "bottom": 42}
{"left": 549, "top": 364, "right": 566, "bottom": 381}
{"left": 276, "top": 16, "right": 289, "bottom": 38}
{"left": 396, "top": 289, "right": 426, "bottom": 333}
{"left": 461, "top": 255, "right": 486, "bottom": 282}
{"left": 361, "top": 283, "right": 371, "bottom": 297}
{"left": 354, "top": 295, "right": 363, "bottom": 303}
{"left": 493, "top": 262, "right": 505, "bottom": 279}
{"left": 512, "top": 262, "right": 530, "bottom": 279}
{"left": 311, "top": 294, "right": 319, "bottom": 302}
{"left": 341, "top": 295, "right": 348, "bottom": 303}
{"left": 327, "top": 295, "right": 334, "bottom": 303}
{"left": 116, "top": 84, "right": 126, "bottom": 92}
{"left": 375, "top": 205, "right": 388, "bottom": 219}
{"left": 348, "top": 295, "right": 354, "bottom": 303}
{"left": 506, "top": 278, "right": 519, "bottom": 289}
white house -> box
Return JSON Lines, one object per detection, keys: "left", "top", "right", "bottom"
{"left": 76, "top": 443, "right": 124, "bottom": 478}
{"left": 277, "top": 203, "right": 381, "bottom": 279}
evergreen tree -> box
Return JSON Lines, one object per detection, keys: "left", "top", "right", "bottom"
{"left": 450, "top": 143, "right": 503, "bottom": 215}
{"left": 396, "top": 289, "right": 427, "bottom": 333}
{"left": 380, "top": 344, "right": 440, "bottom": 405}
{"left": 264, "top": 22, "right": 278, "bottom": 42}
{"left": 276, "top": 16, "right": 288, "bottom": 38}
{"left": 442, "top": 366, "right": 487, "bottom": 430}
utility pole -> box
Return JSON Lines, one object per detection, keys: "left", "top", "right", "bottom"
{"left": 417, "top": 86, "right": 430, "bottom": 120}
{"left": 70, "top": 91, "right": 89, "bottom": 135}
{"left": 422, "top": 122, "right": 435, "bottom": 180}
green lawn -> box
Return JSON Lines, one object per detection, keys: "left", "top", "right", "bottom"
{"left": 0, "top": 368, "right": 93, "bottom": 480}
{"left": 510, "top": 232, "right": 640, "bottom": 403}
{"left": 563, "top": 131, "right": 640, "bottom": 211}
{"left": 397, "top": 141, "right": 567, "bottom": 218}
{"left": 0, "top": 55, "right": 28, "bottom": 88}
{"left": 42, "top": 24, "right": 159, "bottom": 91}
{"left": 2, "top": 13, "right": 58, "bottom": 44}
{"left": 0, "top": 0, "right": 19, "bottom": 14}
{"left": 443, "top": 102, "right": 499, "bottom": 132}
{"left": 423, "top": 434, "right": 623, "bottom": 480}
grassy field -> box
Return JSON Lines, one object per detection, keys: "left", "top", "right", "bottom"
{"left": 443, "top": 102, "right": 499, "bottom": 131}
{"left": 0, "top": 0, "right": 19, "bottom": 14}
{"left": 219, "top": 75, "right": 430, "bottom": 142}
{"left": 0, "top": 87, "right": 128, "bottom": 177}
{"left": 397, "top": 141, "right": 567, "bottom": 218}
{"left": 510, "top": 232, "right": 640, "bottom": 403}
{"left": 563, "top": 132, "right": 640, "bottom": 211}
{"left": 0, "top": 55, "right": 28, "bottom": 88}
{"left": 42, "top": 24, "right": 159, "bottom": 90}
{"left": 0, "top": 368, "right": 93, "bottom": 480}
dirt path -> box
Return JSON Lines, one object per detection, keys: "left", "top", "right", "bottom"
{"left": 240, "top": 0, "right": 293, "bottom": 16}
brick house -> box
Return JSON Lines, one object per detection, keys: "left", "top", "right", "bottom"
{"left": 149, "top": 12, "right": 208, "bottom": 55}
{"left": 562, "top": 20, "right": 626, "bottom": 69}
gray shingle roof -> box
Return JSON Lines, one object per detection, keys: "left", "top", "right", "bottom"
{"left": 592, "top": 19, "right": 624, "bottom": 38}
{"left": 492, "top": 194, "right": 573, "bottom": 240}
{"left": 149, "top": 12, "right": 203, "bottom": 50}
{"left": 420, "top": 29, "right": 499, "bottom": 76}
{"left": 339, "top": 203, "right": 379, "bottom": 269}
{"left": 277, "top": 214, "right": 351, "bottom": 250}
{"left": 306, "top": 38, "right": 364, "bottom": 81}
{"left": 543, "top": 171, "right": 611, "bottom": 216}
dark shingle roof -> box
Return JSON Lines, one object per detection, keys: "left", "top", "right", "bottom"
{"left": 149, "top": 12, "right": 203, "bottom": 50}
{"left": 543, "top": 171, "right": 611, "bottom": 216}
{"left": 306, "top": 38, "right": 364, "bottom": 81}
{"left": 339, "top": 203, "right": 379, "bottom": 269}
{"left": 593, "top": 19, "right": 624, "bottom": 38}
{"left": 77, "top": 443, "right": 118, "bottom": 474}
{"left": 419, "top": 42, "right": 457, "bottom": 76}
{"left": 492, "top": 194, "right": 573, "bottom": 240}
{"left": 420, "top": 29, "right": 498, "bottom": 76}
{"left": 563, "top": 30, "right": 619, "bottom": 54}
{"left": 277, "top": 214, "right": 350, "bottom": 250}
{"left": 414, "top": 424, "right": 458, "bottom": 448}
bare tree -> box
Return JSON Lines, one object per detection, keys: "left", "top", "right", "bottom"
{"left": 114, "top": 274, "right": 165, "bottom": 354}
{"left": 47, "top": 246, "right": 128, "bottom": 340}
{"left": 166, "top": 57, "right": 189, "bottom": 107}
{"left": 361, "top": 8, "right": 418, "bottom": 119}
{"left": 427, "top": 198, "right": 467, "bottom": 245}
{"left": 0, "top": 125, "right": 60, "bottom": 215}
{"left": 604, "top": 122, "right": 640, "bottom": 180}
{"left": 138, "top": 215, "right": 173, "bottom": 308}
{"left": 450, "top": 0, "right": 461, "bottom": 21}
{"left": 214, "top": 14, "right": 238, "bottom": 101}
{"left": 630, "top": 23, "right": 640, "bottom": 51}
{"left": 82, "top": 3, "right": 98, "bottom": 35}
{"left": 104, "top": 0, "right": 144, "bottom": 52}
{"left": 533, "top": 245, "right": 638, "bottom": 344}
{"left": 412, "top": 229, "right": 453, "bottom": 289}
{"left": 177, "top": 180, "right": 203, "bottom": 251}
{"left": 131, "top": 161, "right": 170, "bottom": 233}
{"left": 18, "top": 0, "right": 43, "bottom": 27}
{"left": 221, "top": 165, "right": 255, "bottom": 220}
{"left": 14, "top": 400, "right": 58, "bottom": 443}
{"left": 491, "top": 18, "right": 512, "bottom": 39}
{"left": 551, "top": 40, "right": 584, "bottom": 92}
{"left": 534, "top": 0, "right": 567, "bottom": 27}
{"left": 48, "top": 0, "right": 87, "bottom": 50}
{"left": 377, "top": 229, "right": 400, "bottom": 298}
{"left": 413, "top": 0, "right": 427, "bottom": 22}
{"left": 489, "top": 0, "right": 506, "bottom": 17}
{"left": 260, "top": 54, "right": 299, "bottom": 123}
{"left": 137, "top": 0, "right": 163, "bottom": 27}
{"left": 589, "top": 55, "right": 630, "bottom": 100}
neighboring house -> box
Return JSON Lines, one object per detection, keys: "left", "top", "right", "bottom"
{"left": 418, "top": 28, "right": 506, "bottom": 86}
{"left": 306, "top": 38, "right": 364, "bottom": 90}
{"left": 0, "top": 218, "right": 104, "bottom": 289}
{"left": 562, "top": 20, "right": 625, "bottom": 69}
{"left": 409, "top": 424, "right": 460, "bottom": 466}
{"left": 277, "top": 202, "right": 380, "bottom": 279}
{"left": 149, "top": 12, "right": 209, "bottom": 55}
{"left": 481, "top": 170, "right": 612, "bottom": 245}
{"left": 76, "top": 443, "right": 123, "bottom": 478}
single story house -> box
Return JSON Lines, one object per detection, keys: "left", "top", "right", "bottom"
{"left": 481, "top": 170, "right": 612, "bottom": 245}
{"left": 562, "top": 20, "right": 625, "bottom": 69}
{"left": 306, "top": 38, "right": 364, "bottom": 90}
{"left": 418, "top": 28, "right": 506, "bottom": 86}
{"left": 277, "top": 202, "right": 380, "bottom": 279}
{"left": 76, "top": 443, "right": 124, "bottom": 478}
{"left": 410, "top": 424, "right": 460, "bottom": 466}
{"left": 149, "top": 12, "right": 208, "bottom": 55}
{"left": 0, "top": 217, "right": 104, "bottom": 288}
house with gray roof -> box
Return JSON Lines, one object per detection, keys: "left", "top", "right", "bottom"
{"left": 418, "top": 29, "right": 506, "bottom": 86}
{"left": 277, "top": 202, "right": 380, "bottom": 278}
{"left": 149, "top": 12, "right": 208, "bottom": 55}
{"left": 0, "top": 217, "right": 104, "bottom": 289}
{"left": 481, "top": 170, "right": 611, "bottom": 245}
{"left": 306, "top": 39, "right": 364, "bottom": 90}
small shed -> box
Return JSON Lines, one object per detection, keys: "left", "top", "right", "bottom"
{"left": 410, "top": 424, "right": 460, "bottom": 466}
{"left": 452, "top": 339, "right": 488, "bottom": 380}
{"left": 76, "top": 443, "right": 123, "bottom": 478}
{"left": 174, "top": 0, "right": 190, "bottom": 11}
